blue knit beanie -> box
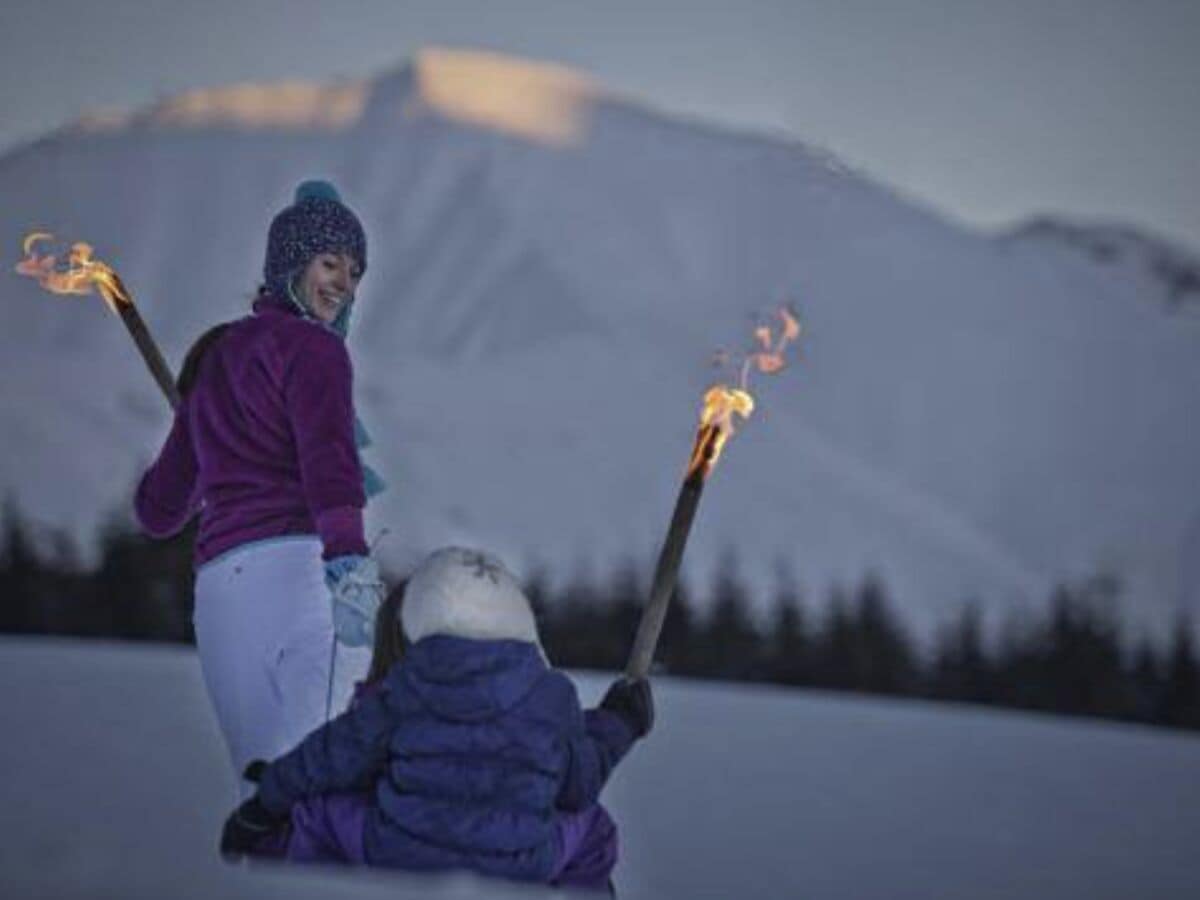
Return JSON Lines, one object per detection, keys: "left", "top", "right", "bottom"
{"left": 263, "top": 180, "right": 367, "bottom": 298}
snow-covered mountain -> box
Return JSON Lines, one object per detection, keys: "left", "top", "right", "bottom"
{"left": 4, "top": 638, "right": 1198, "bottom": 899}
{"left": 2, "top": 47, "right": 1198, "bottom": 639}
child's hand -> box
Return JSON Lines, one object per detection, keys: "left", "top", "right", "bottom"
{"left": 600, "top": 678, "right": 655, "bottom": 738}
{"left": 325, "top": 555, "right": 385, "bottom": 647}
{"left": 219, "top": 794, "right": 287, "bottom": 860}
{"left": 242, "top": 759, "right": 268, "bottom": 784}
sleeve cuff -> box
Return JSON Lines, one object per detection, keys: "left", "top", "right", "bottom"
{"left": 256, "top": 773, "right": 292, "bottom": 818}
{"left": 315, "top": 505, "right": 368, "bottom": 559}
{"left": 134, "top": 476, "right": 191, "bottom": 538}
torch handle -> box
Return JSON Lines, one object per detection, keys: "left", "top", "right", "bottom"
{"left": 113, "top": 291, "right": 181, "bottom": 410}
{"left": 624, "top": 471, "right": 707, "bottom": 680}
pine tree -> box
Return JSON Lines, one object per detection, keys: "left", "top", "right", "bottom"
{"left": 0, "top": 499, "right": 41, "bottom": 634}
{"left": 659, "top": 574, "right": 702, "bottom": 676}
{"left": 817, "top": 583, "right": 855, "bottom": 689}
{"left": 852, "top": 573, "right": 917, "bottom": 695}
{"left": 1128, "top": 639, "right": 1162, "bottom": 724}
{"left": 554, "top": 562, "right": 607, "bottom": 669}
{"left": 605, "top": 557, "right": 647, "bottom": 671}
{"left": 1040, "top": 582, "right": 1126, "bottom": 718}
{"left": 1161, "top": 616, "right": 1200, "bottom": 729}
{"left": 87, "top": 505, "right": 195, "bottom": 643}
{"left": 702, "top": 548, "right": 763, "bottom": 680}
{"left": 767, "top": 558, "right": 808, "bottom": 685}
{"left": 933, "top": 601, "right": 993, "bottom": 703}
{"left": 524, "top": 562, "right": 558, "bottom": 652}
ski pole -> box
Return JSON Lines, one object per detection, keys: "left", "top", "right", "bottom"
{"left": 325, "top": 632, "right": 338, "bottom": 722}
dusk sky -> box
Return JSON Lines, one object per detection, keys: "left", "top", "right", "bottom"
{"left": 2, "top": 0, "right": 1198, "bottom": 248}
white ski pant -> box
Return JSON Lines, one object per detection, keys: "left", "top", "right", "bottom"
{"left": 193, "top": 536, "right": 368, "bottom": 799}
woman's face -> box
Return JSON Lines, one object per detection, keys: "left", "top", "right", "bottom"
{"left": 296, "top": 252, "right": 362, "bottom": 325}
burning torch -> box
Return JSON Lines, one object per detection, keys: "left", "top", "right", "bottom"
{"left": 624, "top": 307, "right": 802, "bottom": 680}
{"left": 15, "top": 233, "right": 180, "bottom": 409}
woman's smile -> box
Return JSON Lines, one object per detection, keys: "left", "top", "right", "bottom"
{"left": 298, "top": 252, "right": 361, "bottom": 325}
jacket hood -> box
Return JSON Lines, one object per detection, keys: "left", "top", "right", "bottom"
{"left": 397, "top": 635, "right": 548, "bottom": 722}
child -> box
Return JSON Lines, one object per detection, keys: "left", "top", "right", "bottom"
{"left": 220, "top": 547, "right": 653, "bottom": 891}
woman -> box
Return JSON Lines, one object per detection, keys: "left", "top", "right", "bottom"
{"left": 135, "top": 180, "right": 386, "bottom": 795}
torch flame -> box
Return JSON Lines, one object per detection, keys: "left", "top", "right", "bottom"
{"left": 686, "top": 385, "right": 755, "bottom": 479}
{"left": 15, "top": 232, "right": 131, "bottom": 315}
{"left": 740, "top": 306, "right": 802, "bottom": 387}
{"left": 688, "top": 305, "right": 802, "bottom": 481}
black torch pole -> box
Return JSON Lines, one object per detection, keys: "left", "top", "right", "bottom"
{"left": 624, "top": 424, "right": 721, "bottom": 680}
{"left": 104, "top": 275, "right": 181, "bottom": 410}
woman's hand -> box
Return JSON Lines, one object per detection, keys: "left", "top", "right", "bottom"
{"left": 325, "top": 555, "right": 385, "bottom": 647}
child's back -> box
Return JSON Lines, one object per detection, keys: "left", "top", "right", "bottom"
{"left": 355, "top": 634, "right": 628, "bottom": 878}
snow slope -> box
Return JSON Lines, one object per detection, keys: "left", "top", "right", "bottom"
{"left": 1, "top": 48, "right": 1199, "bottom": 638}
{"left": 2, "top": 638, "right": 1198, "bottom": 899}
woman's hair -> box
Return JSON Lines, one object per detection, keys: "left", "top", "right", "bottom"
{"left": 366, "top": 581, "right": 407, "bottom": 684}
{"left": 176, "top": 283, "right": 285, "bottom": 397}
{"left": 176, "top": 322, "right": 232, "bottom": 397}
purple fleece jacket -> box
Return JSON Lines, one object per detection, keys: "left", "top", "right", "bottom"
{"left": 135, "top": 294, "right": 368, "bottom": 566}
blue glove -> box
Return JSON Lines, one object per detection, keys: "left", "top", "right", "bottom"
{"left": 324, "top": 555, "right": 384, "bottom": 648}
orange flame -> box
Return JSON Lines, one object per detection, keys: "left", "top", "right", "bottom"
{"left": 15, "top": 232, "right": 131, "bottom": 315}
{"left": 688, "top": 305, "right": 802, "bottom": 480}
{"left": 740, "top": 306, "right": 802, "bottom": 387}
{"left": 686, "top": 385, "right": 755, "bottom": 479}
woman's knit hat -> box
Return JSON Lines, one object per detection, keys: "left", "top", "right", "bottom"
{"left": 401, "top": 547, "right": 542, "bottom": 647}
{"left": 263, "top": 180, "right": 367, "bottom": 295}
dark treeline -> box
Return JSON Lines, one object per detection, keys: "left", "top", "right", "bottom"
{"left": 0, "top": 502, "right": 196, "bottom": 643}
{"left": 3, "top": 502, "right": 1198, "bottom": 733}
{"left": 532, "top": 557, "right": 1200, "bottom": 733}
